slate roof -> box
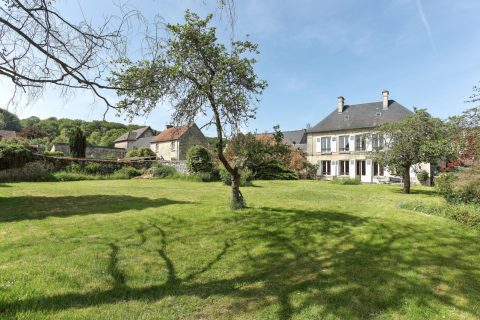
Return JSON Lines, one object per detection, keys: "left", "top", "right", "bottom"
{"left": 257, "top": 129, "right": 307, "bottom": 151}
{"left": 131, "top": 136, "right": 154, "bottom": 148}
{"left": 151, "top": 125, "right": 191, "bottom": 143}
{"left": 113, "top": 126, "right": 152, "bottom": 143}
{"left": 308, "top": 100, "right": 413, "bottom": 133}
{"left": 0, "top": 130, "right": 17, "bottom": 139}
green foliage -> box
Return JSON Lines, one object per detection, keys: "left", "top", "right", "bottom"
{"left": 254, "top": 160, "right": 298, "bottom": 180}
{"left": 417, "top": 170, "right": 429, "bottom": 185}
{"left": 219, "top": 165, "right": 254, "bottom": 186}
{"left": 0, "top": 143, "right": 33, "bottom": 170}
{"left": 331, "top": 177, "right": 361, "bottom": 185}
{"left": 186, "top": 145, "right": 213, "bottom": 174}
{"left": 126, "top": 148, "right": 156, "bottom": 158}
{"left": 113, "top": 166, "right": 143, "bottom": 179}
{"left": 152, "top": 164, "right": 177, "bottom": 178}
{"left": 83, "top": 162, "right": 101, "bottom": 175}
{"left": 401, "top": 201, "right": 480, "bottom": 229}
{"left": 65, "top": 163, "right": 82, "bottom": 173}
{"left": 435, "top": 167, "right": 480, "bottom": 205}
{"left": 68, "top": 127, "right": 87, "bottom": 158}
{"left": 0, "top": 108, "right": 22, "bottom": 131}
{"left": 43, "top": 151, "right": 64, "bottom": 157}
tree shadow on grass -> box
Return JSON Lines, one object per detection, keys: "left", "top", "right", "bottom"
{"left": 0, "top": 183, "right": 11, "bottom": 188}
{"left": 390, "top": 188, "right": 438, "bottom": 196}
{"left": 0, "top": 207, "right": 479, "bottom": 319}
{"left": 0, "top": 195, "right": 193, "bottom": 222}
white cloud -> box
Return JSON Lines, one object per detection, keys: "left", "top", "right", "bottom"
{"left": 415, "top": 0, "right": 436, "bottom": 52}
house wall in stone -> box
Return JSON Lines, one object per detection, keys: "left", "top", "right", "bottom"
{"left": 51, "top": 144, "right": 125, "bottom": 159}
{"left": 178, "top": 125, "right": 208, "bottom": 160}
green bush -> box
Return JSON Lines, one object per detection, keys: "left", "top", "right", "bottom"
{"left": 219, "top": 166, "right": 254, "bottom": 187}
{"left": 83, "top": 162, "right": 101, "bottom": 175}
{"left": 400, "top": 201, "right": 480, "bottom": 229}
{"left": 53, "top": 171, "right": 97, "bottom": 182}
{"left": 113, "top": 166, "right": 143, "bottom": 179}
{"left": 65, "top": 163, "right": 82, "bottom": 173}
{"left": 126, "top": 148, "right": 156, "bottom": 158}
{"left": 331, "top": 177, "right": 361, "bottom": 185}
{"left": 435, "top": 169, "right": 480, "bottom": 205}
{"left": 43, "top": 151, "right": 64, "bottom": 157}
{"left": 417, "top": 170, "right": 429, "bottom": 185}
{"left": 186, "top": 145, "right": 213, "bottom": 174}
{"left": 255, "top": 160, "right": 298, "bottom": 180}
{"left": 152, "top": 164, "right": 177, "bottom": 178}
{"left": 0, "top": 143, "right": 33, "bottom": 170}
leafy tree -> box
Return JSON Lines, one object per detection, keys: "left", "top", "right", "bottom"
{"left": 373, "top": 109, "right": 456, "bottom": 194}
{"left": 186, "top": 145, "right": 214, "bottom": 174}
{"left": 111, "top": 11, "right": 267, "bottom": 209}
{"left": 0, "top": 108, "right": 22, "bottom": 131}
{"left": 68, "top": 127, "right": 87, "bottom": 158}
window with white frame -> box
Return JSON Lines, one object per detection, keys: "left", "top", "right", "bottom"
{"left": 372, "top": 134, "right": 384, "bottom": 151}
{"left": 321, "top": 161, "right": 331, "bottom": 175}
{"left": 355, "top": 135, "right": 366, "bottom": 151}
{"left": 356, "top": 160, "right": 366, "bottom": 176}
{"left": 339, "top": 135, "right": 350, "bottom": 152}
{"left": 373, "top": 161, "right": 384, "bottom": 176}
{"left": 321, "top": 137, "right": 331, "bottom": 152}
{"left": 339, "top": 160, "right": 349, "bottom": 175}
{"left": 170, "top": 141, "right": 176, "bottom": 152}
{"left": 155, "top": 143, "right": 159, "bottom": 153}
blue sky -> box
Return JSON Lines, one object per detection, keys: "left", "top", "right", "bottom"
{"left": 1, "top": 0, "right": 479, "bottom": 135}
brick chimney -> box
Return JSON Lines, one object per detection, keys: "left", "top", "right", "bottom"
{"left": 382, "top": 90, "right": 389, "bottom": 110}
{"left": 338, "top": 96, "right": 345, "bottom": 113}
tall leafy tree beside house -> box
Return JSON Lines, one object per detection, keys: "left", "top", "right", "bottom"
{"left": 110, "top": 11, "right": 267, "bottom": 208}
{"left": 373, "top": 109, "right": 456, "bottom": 194}
{"left": 69, "top": 127, "right": 87, "bottom": 158}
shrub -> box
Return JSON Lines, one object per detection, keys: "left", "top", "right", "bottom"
{"left": 113, "top": 166, "right": 143, "bottom": 179}
{"left": 43, "top": 151, "right": 64, "bottom": 157}
{"left": 65, "top": 163, "right": 82, "bottom": 173}
{"left": 186, "top": 145, "right": 213, "bottom": 174}
{"left": 83, "top": 162, "right": 101, "bottom": 175}
{"left": 53, "top": 171, "right": 97, "bottom": 182}
{"left": 152, "top": 164, "right": 177, "bottom": 178}
{"left": 331, "top": 177, "right": 361, "bottom": 185}
{"left": 400, "top": 201, "right": 480, "bottom": 229}
{"left": 219, "top": 166, "right": 254, "bottom": 187}
{"left": 0, "top": 161, "right": 55, "bottom": 182}
{"left": 255, "top": 160, "right": 298, "bottom": 180}
{"left": 126, "top": 148, "right": 156, "bottom": 158}
{"left": 435, "top": 168, "right": 480, "bottom": 205}
{"left": 0, "top": 143, "right": 33, "bottom": 170}
{"left": 417, "top": 170, "right": 429, "bottom": 185}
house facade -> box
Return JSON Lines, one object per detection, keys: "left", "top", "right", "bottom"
{"left": 150, "top": 124, "right": 208, "bottom": 161}
{"left": 50, "top": 143, "right": 126, "bottom": 159}
{"left": 307, "top": 91, "right": 430, "bottom": 184}
{"left": 113, "top": 126, "right": 155, "bottom": 151}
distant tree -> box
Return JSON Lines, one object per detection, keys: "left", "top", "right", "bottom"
{"left": 111, "top": 11, "right": 267, "bottom": 209}
{"left": 68, "top": 127, "right": 86, "bottom": 158}
{"left": 0, "top": 108, "right": 22, "bottom": 131}
{"left": 373, "top": 109, "right": 456, "bottom": 194}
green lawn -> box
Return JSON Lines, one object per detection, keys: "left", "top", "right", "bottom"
{"left": 0, "top": 180, "right": 479, "bottom": 319}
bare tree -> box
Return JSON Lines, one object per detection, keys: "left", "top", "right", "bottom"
{"left": 0, "top": 0, "right": 134, "bottom": 111}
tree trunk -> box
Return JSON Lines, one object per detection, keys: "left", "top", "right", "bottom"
{"left": 230, "top": 168, "right": 244, "bottom": 209}
{"left": 402, "top": 164, "right": 411, "bottom": 194}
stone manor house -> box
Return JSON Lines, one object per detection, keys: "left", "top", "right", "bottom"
{"left": 305, "top": 90, "right": 430, "bottom": 184}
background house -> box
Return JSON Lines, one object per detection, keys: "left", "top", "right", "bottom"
{"left": 0, "top": 130, "right": 17, "bottom": 141}
{"left": 150, "top": 124, "right": 208, "bottom": 161}
{"left": 307, "top": 90, "right": 430, "bottom": 184}
{"left": 113, "top": 126, "right": 155, "bottom": 151}
{"left": 50, "top": 143, "right": 126, "bottom": 159}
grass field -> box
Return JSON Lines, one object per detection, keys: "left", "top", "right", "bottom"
{"left": 0, "top": 180, "right": 479, "bottom": 319}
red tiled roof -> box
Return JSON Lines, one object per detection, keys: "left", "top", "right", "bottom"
{"left": 150, "top": 125, "right": 191, "bottom": 143}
